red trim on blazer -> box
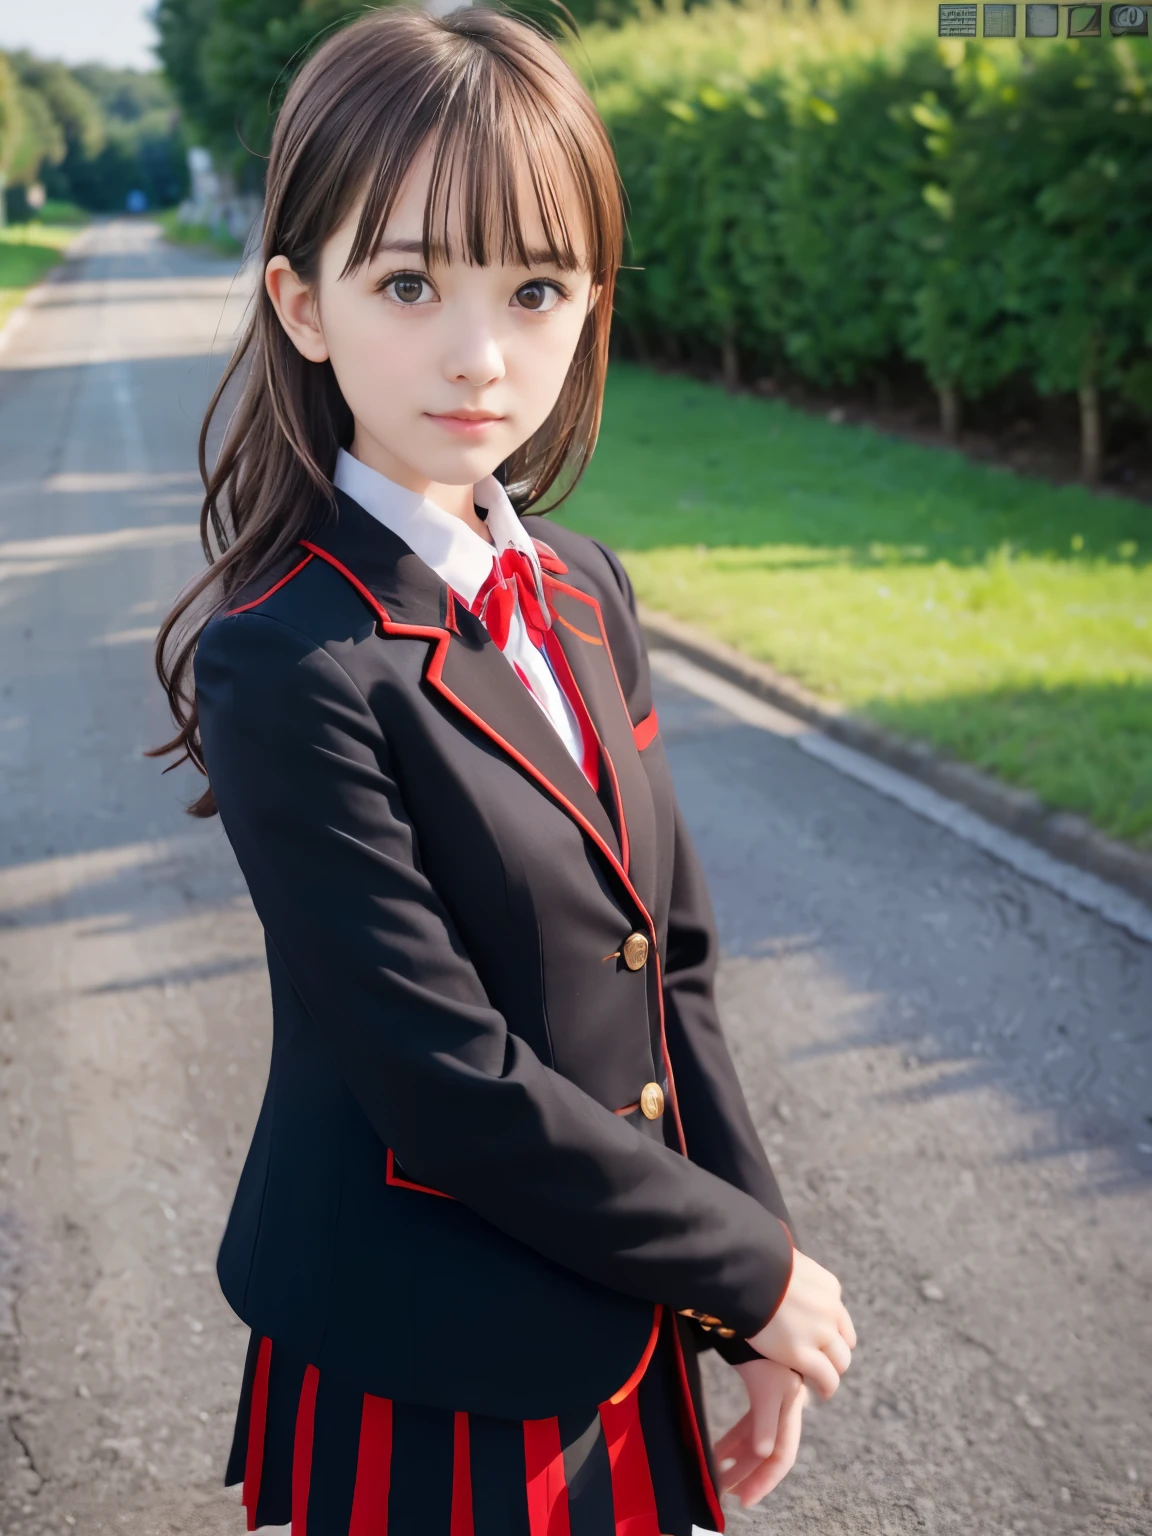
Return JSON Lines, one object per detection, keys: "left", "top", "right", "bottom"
{"left": 298, "top": 540, "right": 679, "bottom": 1393}
{"left": 599, "top": 1385, "right": 661, "bottom": 1536}
{"left": 632, "top": 708, "right": 659, "bottom": 753}
{"left": 291, "top": 1363, "right": 320, "bottom": 1535}
{"left": 451, "top": 1411, "right": 474, "bottom": 1536}
{"left": 386, "top": 1147, "right": 454, "bottom": 1201}
{"left": 444, "top": 586, "right": 461, "bottom": 635}
{"left": 550, "top": 609, "right": 603, "bottom": 645}
{"left": 226, "top": 553, "right": 315, "bottom": 616}
{"left": 523, "top": 1416, "right": 571, "bottom": 1536}
{"left": 349, "top": 1394, "right": 393, "bottom": 1535}
{"left": 541, "top": 627, "right": 603, "bottom": 802}
{"left": 243, "top": 1336, "right": 273, "bottom": 1531}
{"left": 607, "top": 1304, "right": 662, "bottom": 1405}
{"left": 530, "top": 537, "right": 569, "bottom": 575}
{"left": 301, "top": 539, "right": 688, "bottom": 1156}
{"left": 669, "top": 1322, "right": 726, "bottom": 1532}
{"left": 544, "top": 573, "right": 689, "bottom": 1160}
{"left": 753, "top": 1217, "right": 796, "bottom": 1332}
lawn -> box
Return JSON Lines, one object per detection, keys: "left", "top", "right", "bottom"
{"left": 0, "top": 223, "right": 80, "bottom": 329}
{"left": 158, "top": 209, "right": 245, "bottom": 258}
{"left": 557, "top": 365, "right": 1152, "bottom": 849}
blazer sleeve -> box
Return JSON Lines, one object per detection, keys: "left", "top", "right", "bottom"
{"left": 195, "top": 609, "right": 793, "bottom": 1340}
{"left": 590, "top": 540, "right": 796, "bottom": 1360}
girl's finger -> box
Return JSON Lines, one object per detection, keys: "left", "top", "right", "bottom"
{"left": 712, "top": 1417, "right": 748, "bottom": 1468}
{"left": 838, "top": 1306, "right": 857, "bottom": 1351}
{"left": 748, "top": 1377, "right": 786, "bottom": 1460}
{"left": 714, "top": 1426, "right": 765, "bottom": 1492}
{"left": 737, "top": 1381, "right": 807, "bottom": 1506}
{"left": 722, "top": 1446, "right": 767, "bottom": 1492}
{"left": 822, "top": 1331, "right": 852, "bottom": 1377}
{"left": 799, "top": 1347, "right": 840, "bottom": 1401}
{"left": 733, "top": 1377, "right": 806, "bottom": 1507}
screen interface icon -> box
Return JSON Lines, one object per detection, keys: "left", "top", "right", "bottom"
{"left": 1110, "top": 4, "right": 1149, "bottom": 33}
{"left": 984, "top": 3, "right": 1018, "bottom": 33}
{"left": 1067, "top": 4, "right": 1103, "bottom": 34}
{"left": 1025, "top": 3, "right": 1060, "bottom": 33}
{"left": 939, "top": 3, "right": 979, "bottom": 34}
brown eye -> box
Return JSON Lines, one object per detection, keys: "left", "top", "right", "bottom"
{"left": 514, "top": 280, "right": 561, "bottom": 313}
{"left": 384, "top": 274, "right": 432, "bottom": 305}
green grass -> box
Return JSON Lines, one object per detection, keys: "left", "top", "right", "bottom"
{"left": 158, "top": 208, "right": 244, "bottom": 258}
{"left": 557, "top": 365, "right": 1152, "bottom": 848}
{"left": 0, "top": 223, "right": 80, "bottom": 328}
{"left": 37, "top": 200, "right": 88, "bottom": 225}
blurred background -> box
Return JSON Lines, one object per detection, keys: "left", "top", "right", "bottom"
{"left": 0, "top": 2, "right": 1149, "bottom": 1534}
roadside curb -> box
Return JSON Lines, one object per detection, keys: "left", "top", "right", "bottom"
{"left": 638, "top": 604, "right": 1152, "bottom": 911}
{"left": 0, "top": 228, "right": 89, "bottom": 359}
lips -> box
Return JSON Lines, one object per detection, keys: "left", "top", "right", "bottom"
{"left": 429, "top": 411, "right": 503, "bottom": 424}
{"left": 426, "top": 410, "right": 505, "bottom": 436}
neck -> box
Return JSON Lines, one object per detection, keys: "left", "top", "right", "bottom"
{"left": 348, "top": 428, "right": 492, "bottom": 544}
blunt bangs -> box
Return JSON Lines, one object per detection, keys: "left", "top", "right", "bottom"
{"left": 339, "top": 19, "right": 614, "bottom": 281}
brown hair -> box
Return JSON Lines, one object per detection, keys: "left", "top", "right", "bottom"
{"left": 153, "top": 4, "right": 624, "bottom": 815}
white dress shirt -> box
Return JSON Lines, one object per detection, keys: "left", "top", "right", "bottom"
{"left": 333, "top": 449, "right": 586, "bottom": 769}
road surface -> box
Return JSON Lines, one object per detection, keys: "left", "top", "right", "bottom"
{"left": 1, "top": 222, "right": 1149, "bottom": 1536}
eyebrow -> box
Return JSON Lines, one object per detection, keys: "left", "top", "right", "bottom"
{"left": 374, "top": 238, "right": 569, "bottom": 267}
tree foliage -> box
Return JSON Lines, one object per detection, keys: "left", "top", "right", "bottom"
{"left": 577, "top": 5, "right": 1152, "bottom": 478}
{"left": 0, "top": 52, "right": 22, "bottom": 180}
{"left": 0, "top": 50, "right": 188, "bottom": 214}
{"left": 150, "top": 0, "right": 762, "bottom": 175}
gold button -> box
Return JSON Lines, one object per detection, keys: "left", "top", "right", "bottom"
{"left": 622, "top": 932, "right": 649, "bottom": 970}
{"left": 639, "top": 1081, "right": 665, "bottom": 1120}
{"left": 716, "top": 1327, "right": 736, "bottom": 1339}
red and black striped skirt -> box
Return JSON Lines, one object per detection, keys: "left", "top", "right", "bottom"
{"left": 226, "top": 1311, "right": 724, "bottom": 1535}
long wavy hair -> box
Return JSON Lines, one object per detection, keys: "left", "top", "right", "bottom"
{"left": 152, "top": 4, "right": 624, "bottom": 816}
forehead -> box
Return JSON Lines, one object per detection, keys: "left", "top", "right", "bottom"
{"left": 352, "top": 129, "right": 592, "bottom": 273}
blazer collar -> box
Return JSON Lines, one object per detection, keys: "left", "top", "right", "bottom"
{"left": 332, "top": 449, "right": 544, "bottom": 609}
{"left": 311, "top": 487, "right": 447, "bottom": 628}
{"left": 304, "top": 489, "right": 630, "bottom": 873}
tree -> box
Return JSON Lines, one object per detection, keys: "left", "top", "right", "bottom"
{"left": 156, "top": 0, "right": 366, "bottom": 176}
{"left": 11, "top": 53, "right": 106, "bottom": 164}
{"left": 3, "top": 51, "right": 188, "bottom": 215}
{"left": 0, "top": 53, "right": 22, "bottom": 226}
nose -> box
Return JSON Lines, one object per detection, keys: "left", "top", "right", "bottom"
{"left": 443, "top": 311, "right": 506, "bottom": 389}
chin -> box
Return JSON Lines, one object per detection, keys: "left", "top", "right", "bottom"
{"left": 422, "top": 444, "right": 514, "bottom": 488}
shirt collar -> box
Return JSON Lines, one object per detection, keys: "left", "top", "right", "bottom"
{"left": 333, "top": 448, "right": 541, "bottom": 607}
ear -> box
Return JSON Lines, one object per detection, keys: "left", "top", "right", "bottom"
{"left": 265, "top": 255, "right": 329, "bottom": 363}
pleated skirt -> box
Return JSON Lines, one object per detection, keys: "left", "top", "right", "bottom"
{"left": 225, "top": 1311, "right": 724, "bottom": 1535}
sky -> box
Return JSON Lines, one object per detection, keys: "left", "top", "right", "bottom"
{"left": 0, "top": 0, "right": 159, "bottom": 70}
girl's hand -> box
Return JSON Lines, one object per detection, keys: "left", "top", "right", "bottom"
{"left": 746, "top": 1248, "right": 855, "bottom": 1400}
{"left": 713, "top": 1358, "right": 808, "bottom": 1507}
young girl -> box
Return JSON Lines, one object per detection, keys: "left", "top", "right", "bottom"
{"left": 155, "top": 9, "right": 854, "bottom": 1533}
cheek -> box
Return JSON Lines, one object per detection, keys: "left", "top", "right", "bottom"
{"left": 521, "top": 307, "right": 589, "bottom": 397}
{"left": 323, "top": 292, "right": 420, "bottom": 401}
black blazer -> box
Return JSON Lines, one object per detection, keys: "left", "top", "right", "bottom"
{"left": 195, "top": 488, "right": 794, "bottom": 1421}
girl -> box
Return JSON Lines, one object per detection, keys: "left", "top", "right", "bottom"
{"left": 155, "top": 8, "right": 854, "bottom": 1533}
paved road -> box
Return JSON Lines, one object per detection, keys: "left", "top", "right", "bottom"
{"left": 0, "top": 222, "right": 1149, "bottom": 1536}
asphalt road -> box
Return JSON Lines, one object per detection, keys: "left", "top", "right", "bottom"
{"left": 1, "top": 221, "right": 1149, "bottom": 1536}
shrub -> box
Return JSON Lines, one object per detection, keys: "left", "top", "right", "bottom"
{"left": 572, "top": 1, "right": 1152, "bottom": 481}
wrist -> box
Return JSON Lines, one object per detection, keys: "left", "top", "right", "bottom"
{"left": 748, "top": 1217, "right": 795, "bottom": 1342}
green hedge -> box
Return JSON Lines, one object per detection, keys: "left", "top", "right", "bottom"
{"left": 575, "top": 3, "right": 1152, "bottom": 480}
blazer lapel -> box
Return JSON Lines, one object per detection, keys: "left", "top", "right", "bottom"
{"left": 543, "top": 576, "right": 660, "bottom": 924}
{"left": 302, "top": 490, "right": 623, "bottom": 869}
{"left": 434, "top": 604, "right": 622, "bottom": 861}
